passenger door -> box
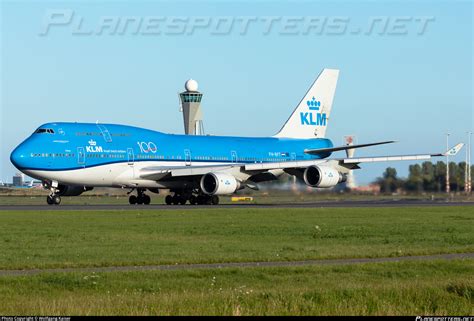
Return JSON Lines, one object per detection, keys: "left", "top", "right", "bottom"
{"left": 184, "top": 149, "right": 191, "bottom": 166}
{"left": 127, "top": 148, "right": 134, "bottom": 165}
{"left": 127, "top": 148, "right": 135, "bottom": 178}
{"left": 77, "top": 147, "right": 85, "bottom": 166}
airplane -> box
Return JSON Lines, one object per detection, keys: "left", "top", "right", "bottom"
{"left": 10, "top": 69, "right": 464, "bottom": 205}
{"left": 23, "top": 180, "right": 42, "bottom": 188}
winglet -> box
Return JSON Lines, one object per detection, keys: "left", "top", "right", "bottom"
{"left": 443, "top": 143, "right": 464, "bottom": 156}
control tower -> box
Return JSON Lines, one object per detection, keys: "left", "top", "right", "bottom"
{"left": 179, "top": 79, "right": 204, "bottom": 135}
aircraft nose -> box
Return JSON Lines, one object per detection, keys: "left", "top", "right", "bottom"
{"left": 10, "top": 142, "right": 29, "bottom": 169}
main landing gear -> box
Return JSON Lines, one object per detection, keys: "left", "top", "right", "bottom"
{"left": 128, "top": 188, "right": 151, "bottom": 205}
{"left": 165, "top": 191, "right": 219, "bottom": 205}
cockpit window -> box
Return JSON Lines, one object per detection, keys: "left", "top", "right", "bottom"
{"left": 35, "top": 128, "right": 55, "bottom": 134}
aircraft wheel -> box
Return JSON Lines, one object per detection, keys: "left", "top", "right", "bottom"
{"left": 165, "top": 195, "right": 173, "bottom": 205}
{"left": 46, "top": 195, "right": 54, "bottom": 205}
{"left": 136, "top": 196, "right": 144, "bottom": 205}
{"left": 171, "top": 196, "right": 179, "bottom": 205}
{"left": 178, "top": 197, "right": 186, "bottom": 205}
{"left": 196, "top": 195, "right": 205, "bottom": 205}
{"left": 53, "top": 195, "right": 61, "bottom": 205}
{"left": 129, "top": 195, "right": 137, "bottom": 205}
{"left": 189, "top": 195, "right": 197, "bottom": 205}
{"left": 211, "top": 195, "right": 219, "bottom": 205}
{"left": 143, "top": 194, "right": 151, "bottom": 205}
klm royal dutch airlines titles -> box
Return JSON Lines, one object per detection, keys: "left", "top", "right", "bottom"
{"left": 300, "top": 97, "right": 327, "bottom": 126}
{"left": 10, "top": 69, "right": 464, "bottom": 205}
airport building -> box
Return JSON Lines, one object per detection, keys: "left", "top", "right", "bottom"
{"left": 12, "top": 173, "right": 24, "bottom": 187}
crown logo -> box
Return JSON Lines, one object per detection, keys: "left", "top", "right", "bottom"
{"left": 307, "top": 97, "right": 321, "bottom": 110}
{"left": 88, "top": 139, "right": 97, "bottom": 146}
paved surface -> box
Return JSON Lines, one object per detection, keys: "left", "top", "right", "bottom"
{"left": 0, "top": 253, "right": 472, "bottom": 276}
{"left": 0, "top": 200, "right": 473, "bottom": 211}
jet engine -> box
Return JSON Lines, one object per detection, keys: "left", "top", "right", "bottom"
{"left": 303, "top": 165, "right": 346, "bottom": 188}
{"left": 57, "top": 185, "right": 93, "bottom": 196}
{"left": 200, "top": 172, "right": 241, "bottom": 195}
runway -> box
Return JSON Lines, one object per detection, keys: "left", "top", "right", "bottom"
{"left": 0, "top": 253, "right": 472, "bottom": 276}
{"left": 0, "top": 200, "right": 473, "bottom": 211}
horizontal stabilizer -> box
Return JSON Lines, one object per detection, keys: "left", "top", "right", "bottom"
{"left": 304, "top": 141, "right": 395, "bottom": 155}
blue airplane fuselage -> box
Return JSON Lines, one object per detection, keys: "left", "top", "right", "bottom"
{"left": 11, "top": 122, "right": 333, "bottom": 173}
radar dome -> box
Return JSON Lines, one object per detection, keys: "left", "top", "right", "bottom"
{"left": 185, "top": 79, "right": 199, "bottom": 92}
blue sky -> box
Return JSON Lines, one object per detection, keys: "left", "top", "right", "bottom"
{"left": 1, "top": 0, "right": 472, "bottom": 184}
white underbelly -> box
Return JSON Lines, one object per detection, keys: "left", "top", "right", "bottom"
{"left": 23, "top": 161, "right": 227, "bottom": 188}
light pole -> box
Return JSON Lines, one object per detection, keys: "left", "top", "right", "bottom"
{"left": 446, "top": 133, "right": 450, "bottom": 193}
{"left": 466, "top": 132, "right": 469, "bottom": 193}
{"left": 469, "top": 132, "right": 472, "bottom": 194}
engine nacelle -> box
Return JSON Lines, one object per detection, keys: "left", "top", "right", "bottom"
{"left": 200, "top": 172, "right": 241, "bottom": 195}
{"left": 57, "top": 185, "right": 93, "bottom": 196}
{"left": 303, "top": 165, "right": 346, "bottom": 188}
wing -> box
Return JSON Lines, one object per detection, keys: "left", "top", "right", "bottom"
{"left": 139, "top": 143, "right": 464, "bottom": 181}
{"left": 245, "top": 143, "right": 464, "bottom": 172}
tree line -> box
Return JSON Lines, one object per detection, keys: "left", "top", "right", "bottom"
{"left": 374, "top": 161, "right": 473, "bottom": 193}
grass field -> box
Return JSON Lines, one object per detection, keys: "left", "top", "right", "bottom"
{"left": 0, "top": 206, "right": 472, "bottom": 315}
{"left": 0, "top": 207, "right": 473, "bottom": 269}
{"left": 0, "top": 260, "right": 472, "bottom": 315}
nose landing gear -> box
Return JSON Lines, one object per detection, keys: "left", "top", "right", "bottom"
{"left": 46, "top": 194, "right": 61, "bottom": 205}
{"left": 46, "top": 184, "right": 61, "bottom": 205}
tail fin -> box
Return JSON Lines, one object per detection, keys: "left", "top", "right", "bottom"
{"left": 274, "top": 68, "right": 339, "bottom": 139}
